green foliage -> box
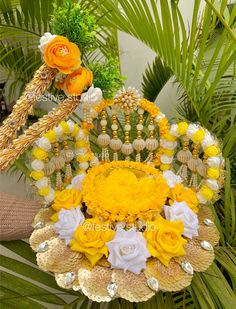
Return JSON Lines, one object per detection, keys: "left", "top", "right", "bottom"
{"left": 51, "top": 0, "right": 98, "bottom": 54}
{"left": 90, "top": 57, "right": 125, "bottom": 99}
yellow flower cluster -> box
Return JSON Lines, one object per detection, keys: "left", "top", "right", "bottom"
{"left": 144, "top": 215, "right": 187, "bottom": 266}
{"left": 52, "top": 188, "right": 82, "bottom": 212}
{"left": 95, "top": 99, "right": 114, "bottom": 113}
{"left": 139, "top": 99, "right": 160, "bottom": 117}
{"left": 170, "top": 184, "right": 199, "bottom": 213}
{"left": 82, "top": 161, "right": 169, "bottom": 223}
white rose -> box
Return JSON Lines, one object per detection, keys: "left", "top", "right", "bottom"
{"left": 207, "top": 157, "right": 221, "bottom": 167}
{"left": 67, "top": 174, "right": 85, "bottom": 190}
{"left": 44, "top": 188, "right": 55, "bottom": 203}
{"left": 201, "top": 132, "right": 215, "bottom": 149}
{"left": 38, "top": 32, "right": 57, "bottom": 53}
{"left": 160, "top": 139, "right": 177, "bottom": 150}
{"left": 164, "top": 201, "right": 199, "bottom": 239}
{"left": 160, "top": 155, "right": 173, "bottom": 164}
{"left": 31, "top": 159, "right": 44, "bottom": 171}
{"left": 54, "top": 207, "right": 85, "bottom": 245}
{"left": 163, "top": 170, "right": 182, "bottom": 188}
{"left": 35, "top": 177, "right": 48, "bottom": 189}
{"left": 36, "top": 137, "right": 51, "bottom": 151}
{"left": 81, "top": 85, "right": 103, "bottom": 108}
{"left": 106, "top": 228, "right": 150, "bottom": 275}
{"left": 186, "top": 124, "right": 199, "bottom": 139}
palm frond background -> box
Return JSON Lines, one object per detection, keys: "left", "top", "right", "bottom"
{"left": 1, "top": 0, "right": 236, "bottom": 308}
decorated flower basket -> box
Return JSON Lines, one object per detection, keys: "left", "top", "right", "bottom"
{"left": 0, "top": 4, "right": 224, "bottom": 304}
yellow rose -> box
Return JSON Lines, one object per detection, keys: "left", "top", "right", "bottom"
{"left": 204, "top": 145, "right": 219, "bottom": 157}
{"left": 144, "top": 216, "right": 187, "bottom": 266}
{"left": 52, "top": 188, "right": 82, "bottom": 212}
{"left": 207, "top": 167, "right": 220, "bottom": 179}
{"left": 192, "top": 129, "right": 205, "bottom": 144}
{"left": 170, "top": 184, "right": 199, "bottom": 213}
{"left": 70, "top": 218, "right": 115, "bottom": 266}
{"left": 32, "top": 148, "right": 48, "bottom": 160}
{"left": 177, "top": 122, "right": 188, "bottom": 135}
{"left": 44, "top": 36, "right": 81, "bottom": 74}
{"left": 64, "top": 67, "right": 93, "bottom": 96}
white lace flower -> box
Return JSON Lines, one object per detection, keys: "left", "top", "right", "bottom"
{"left": 207, "top": 157, "right": 221, "bottom": 167}
{"left": 38, "top": 32, "right": 57, "bottom": 53}
{"left": 164, "top": 201, "right": 199, "bottom": 238}
{"left": 31, "top": 159, "right": 44, "bottom": 171}
{"left": 106, "top": 228, "right": 150, "bottom": 275}
{"left": 81, "top": 85, "right": 103, "bottom": 108}
{"left": 54, "top": 207, "right": 85, "bottom": 245}
{"left": 36, "top": 137, "right": 51, "bottom": 151}
{"left": 67, "top": 174, "right": 85, "bottom": 190}
{"left": 163, "top": 170, "right": 182, "bottom": 188}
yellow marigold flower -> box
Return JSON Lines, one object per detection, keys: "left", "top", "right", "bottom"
{"left": 30, "top": 170, "right": 44, "bottom": 180}
{"left": 60, "top": 121, "right": 70, "bottom": 134}
{"left": 44, "top": 36, "right": 81, "bottom": 74}
{"left": 144, "top": 215, "right": 187, "bottom": 266}
{"left": 38, "top": 186, "right": 50, "bottom": 196}
{"left": 170, "top": 184, "right": 199, "bottom": 213}
{"left": 177, "top": 122, "right": 188, "bottom": 135}
{"left": 207, "top": 167, "right": 220, "bottom": 179}
{"left": 160, "top": 163, "right": 171, "bottom": 171}
{"left": 52, "top": 188, "right": 82, "bottom": 212}
{"left": 205, "top": 145, "right": 219, "bottom": 157}
{"left": 64, "top": 67, "right": 93, "bottom": 96}
{"left": 32, "top": 148, "right": 48, "bottom": 160}
{"left": 201, "top": 185, "right": 214, "bottom": 200}
{"left": 83, "top": 161, "right": 169, "bottom": 223}
{"left": 70, "top": 218, "right": 115, "bottom": 266}
{"left": 192, "top": 129, "right": 205, "bottom": 144}
{"left": 44, "top": 130, "right": 57, "bottom": 143}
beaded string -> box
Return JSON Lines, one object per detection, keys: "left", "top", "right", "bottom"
{"left": 176, "top": 137, "right": 192, "bottom": 181}
{"left": 97, "top": 109, "right": 110, "bottom": 162}
{"left": 133, "top": 108, "right": 145, "bottom": 162}
{"left": 110, "top": 111, "right": 122, "bottom": 161}
{"left": 145, "top": 116, "right": 158, "bottom": 162}
{"left": 121, "top": 112, "right": 133, "bottom": 161}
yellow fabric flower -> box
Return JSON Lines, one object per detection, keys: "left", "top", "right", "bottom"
{"left": 30, "top": 171, "right": 44, "bottom": 180}
{"left": 32, "top": 148, "right": 48, "bottom": 160}
{"left": 170, "top": 184, "right": 199, "bottom": 213}
{"left": 75, "top": 140, "right": 87, "bottom": 148}
{"left": 162, "top": 149, "right": 174, "bottom": 156}
{"left": 52, "top": 188, "right": 82, "bottom": 212}
{"left": 38, "top": 187, "right": 50, "bottom": 196}
{"left": 83, "top": 161, "right": 169, "bottom": 223}
{"left": 160, "top": 163, "right": 171, "bottom": 171}
{"left": 60, "top": 121, "right": 70, "bottom": 134}
{"left": 205, "top": 145, "right": 219, "bottom": 157}
{"left": 163, "top": 133, "right": 176, "bottom": 142}
{"left": 177, "top": 122, "right": 188, "bottom": 135}
{"left": 70, "top": 218, "right": 115, "bottom": 266}
{"left": 201, "top": 185, "right": 214, "bottom": 200}
{"left": 64, "top": 67, "right": 93, "bottom": 96}
{"left": 192, "top": 129, "right": 205, "bottom": 144}
{"left": 44, "top": 130, "right": 57, "bottom": 143}
{"left": 144, "top": 215, "right": 187, "bottom": 266}
{"left": 207, "top": 167, "right": 220, "bottom": 179}
{"left": 44, "top": 35, "right": 81, "bottom": 74}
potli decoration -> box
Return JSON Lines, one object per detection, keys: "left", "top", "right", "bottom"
{"left": 0, "top": 2, "right": 225, "bottom": 304}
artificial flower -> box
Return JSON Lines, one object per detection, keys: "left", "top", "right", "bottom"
{"left": 70, "top": 218, "right": 115, "bottom": 266}
{"left": 201, "top": 132, "right": 215, "bottom": 149}
{"left": 160, "top": 139, "right": 177, "bottom": 150}
{"left": 30, "top": 170, "right": 44, "bottom": 181}
{"left": 144, "top": 215, "right": 187, "bottom": 266}
{"left": 35, "top": 177, "right": 48, "bottom": 189}
{"left": 106, "top": 227, "right": 150, "bottom": 274}
{"left": 186, "top": 124, "right": 199, "bottom": 139}
{"left": 200, "top": 185, "right": 214, "bottom": 200}
{"left": 207, "top": 157, "right": 221, "bottom": 167}
{"left": 67, "top": 174, "right": 85, "bottom": 190}
{"left": 44, "top": 130, "right": 57, "bottom": 143}
{"left": 32, "top": 147, "right": 48, "bottom": 160}
{"left": 164, "top": 201, "right": 199, "bottom": 239}
{"left": 81, "top": 85, "right": 103, "bottom": 108}
{"left": 64, "top": 67, "right": 93, "bottom": 96}
{"left": 204, "top": 145, "right": 220, "bottom": 157}
{"left": 169, "top": 123, "right": 179, "bottom": 137}
{"left": 206, "top": 179, "right": 219, "bottom": 191}
{"left": 44, "top": 36, "right": 81, "bottom": 74}
{"left": 54, "top": 207, "right": 85, "bottom": 245}
{"left": 192, "top": 129, "right": 205, "bottom": 144}
{"left": 31, "top": 159, "right": 44, "bottom": 171}
{"left": 38, "top": 32, "right": 57, "bottom": 53}
{"left": 36, "top": 137, "right": 51, "bottom": 151}
{"left": 207, "top": 167, "right": 220, "bottom": 179}
{"left": 160, "top": 155, "right": 173, "bottom": 164}
{"left": 38, "top": 187, "right": 50, "bottom": 197}
{"left": 170, "top": 184, "right": 199, "bottom": 213}
{"left": 177, "top": 122, "right": 188, "bottom": 135}
{"left": 52, "top": 188, "right": 82, "bottom": 212}
{"left": 163, "top": 170, "right": 182, "bottom": 188}
{"left": 44, "top": 188, "right": 55, "bottom": 203}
